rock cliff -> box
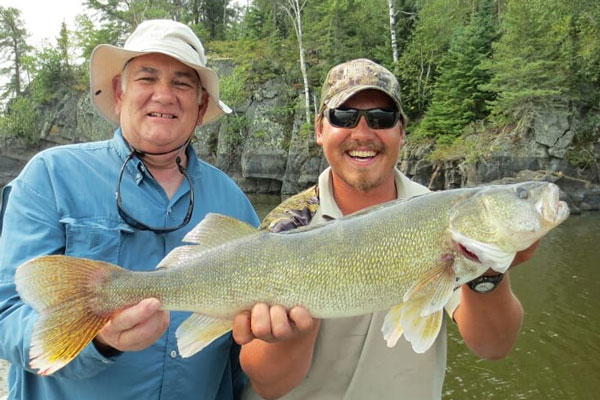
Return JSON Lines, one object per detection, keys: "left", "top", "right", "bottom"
{"left": 1, "top": 65, "right": 599, "bottom": 212}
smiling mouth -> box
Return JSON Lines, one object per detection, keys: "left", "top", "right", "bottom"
{"left": 347, "top": 149, "right": 378, "bottom": 160}
{"left": 148, "top": 112, "right": 177, "bottom": 119}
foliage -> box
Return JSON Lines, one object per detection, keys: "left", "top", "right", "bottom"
{"left": 222, "top": 114, "right": 248, "bottom": 147}
{"left": 0, "top": 0, "right": 598, "bottom": 163}
{"left": 219, "top": 66, "right": 250, "bottom": 107}
{"left": 416, "top": 0, "right": 498, "bottom": 143}
{"left": 396, "top": 0, "right": 473, "bottom": 119}
{"left": 0, "top": 96, "right": 39, "bottom": 145}
{"left": 0, "top": 6, "right": 31, "bottom": 101}
{"left": 481, "top": 0, "right": 600, "bottom": 126}
{"left": 27, "top": 44, "right": 77, "bottom": 104}
{"left": 74, "top": 15, "right": 124, "bottom": 60}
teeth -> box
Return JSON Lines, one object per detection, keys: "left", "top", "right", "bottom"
{"left": 149, "top": 112, "right": 176, "bottom": 119}
{"left": 348, "top": 150, "right": 376, "bottom": 158}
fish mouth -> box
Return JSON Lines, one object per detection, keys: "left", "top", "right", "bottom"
{"left": 538, "top": 183, "right": 570, "bottom": 225}
{"left": 458, "top": 243, "right": 481, "bottom": 263}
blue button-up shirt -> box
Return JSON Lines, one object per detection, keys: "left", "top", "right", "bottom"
{"left": 0, "top": 129, "right": 259, "bottom": 399}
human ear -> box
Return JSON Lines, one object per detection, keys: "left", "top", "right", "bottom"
{"left": 196, "top": 90, "right": 209, "bottom": 126}
{"left": 112, "top": 76, "right": 124, "bottom": 117}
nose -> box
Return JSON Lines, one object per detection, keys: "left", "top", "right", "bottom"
{"left": 349, "top": 115, "right": 376, "bottom": 140}
{"left": 152, "top": 80, "right": 176, "bottom": 104}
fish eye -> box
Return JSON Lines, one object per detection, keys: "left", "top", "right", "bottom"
{"left": 516, "top": 187, "right": 529, "bottom": 200}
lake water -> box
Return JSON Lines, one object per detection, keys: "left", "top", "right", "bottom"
{"left": 249, "top": 194, "right": 600, "bottom": 400}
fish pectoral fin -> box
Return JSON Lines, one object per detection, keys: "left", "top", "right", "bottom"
{"left": 382, "top": 303, "right": 404, "bottom": 347}
{"left": 175, "top": 313, "right": 233, "bottom": 358}
{"left": 403, "top": 257, "right": 456, "bottom": 316}
{"left": 450, "top": 229, "right": 515, "bottom": 273}
{"left": 382, "top": 301, "right": 444, "bottom": 353}
{"left": 157, "top": 214, "right": 259, "bottom": 270}
{"left": 401, "top": 301, "right": 443, "bottom": 353}
{"left": 382, "top": 258, "right": 454, "bottom": 353}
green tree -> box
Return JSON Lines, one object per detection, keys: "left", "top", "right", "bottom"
{"left": 482, "top": 0, "right": 570, "bottom": 125}
{"left": 74, "top": 15, "right": 124, "bottom": 60}
{"left": 417, "top": 0, "right": 498, "bottom": 141}
{"left": 57, "top": 21, "right": 72, "bottom": 72}
{"left": 396, "top": 0, "right": 473, "bottom": 119}
{"left": 0, "top": 96, "right": 38, "bottom": 145}
{"left": 84, "top": 0, "right": 172, "bottom": 29}
{"left": 0, "top": 7, "right": 31, "bottom": 101}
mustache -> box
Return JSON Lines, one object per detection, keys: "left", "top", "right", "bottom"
{"left": 340, "top": 141, "right": 383, "bottom": 153}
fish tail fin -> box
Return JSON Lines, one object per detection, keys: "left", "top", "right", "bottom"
{"left": 15, "top": 255, "right": 122, "bottom": 375}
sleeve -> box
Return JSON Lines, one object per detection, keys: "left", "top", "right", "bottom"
{"left": 0, "top": 157, "right": 115, "bottom": 379}
{"left": 259, "top": 186, "right": 319, "bottom": 233}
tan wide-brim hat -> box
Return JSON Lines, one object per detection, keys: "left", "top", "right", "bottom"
{"left": 90, "top": 19, "right": 231, "bottom": 126}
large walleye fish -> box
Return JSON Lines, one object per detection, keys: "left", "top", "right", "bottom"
{"left": 15, "top": 181, "right": 569, "bottom": 375}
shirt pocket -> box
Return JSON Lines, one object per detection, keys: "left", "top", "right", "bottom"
{"left": 60, "top": 217, "right": 134, "bottom": 264}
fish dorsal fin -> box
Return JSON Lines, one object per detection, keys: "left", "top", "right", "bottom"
{"left": 156, "top": 214, "right": 258, "bottom": 270}
{"left": 183, "top": 213, "right": 258, "bottom": 245}
{"left": 450, "top": 229, "right": 515, "bottom": 274}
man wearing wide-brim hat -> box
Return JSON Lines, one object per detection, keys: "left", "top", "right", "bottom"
{"left": 0, "top": 19, "right": 291, "bottom": 400}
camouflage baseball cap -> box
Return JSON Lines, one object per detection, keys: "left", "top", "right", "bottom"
{"left": 319, "top": 58, "right": 406, "bottom": 126}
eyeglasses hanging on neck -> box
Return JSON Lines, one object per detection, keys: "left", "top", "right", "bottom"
{"left": 115, "top": 141, "right": 194, "bottom": 233}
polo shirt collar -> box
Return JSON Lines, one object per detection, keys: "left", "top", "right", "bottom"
{"left": 317, "top": 166, "right": 408, "bottom": 221}
{"left": 110, "top": 128, "right": 202, "bottom": 184}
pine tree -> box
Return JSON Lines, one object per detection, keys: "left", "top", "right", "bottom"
{"left": 482, "top": 0, "right": 568, "bottom": 125}
{"left": 417, "top": 0, "right": 498, "bottom": 142}
{"left": 0, "top": 7, "right": 31, "bottom": 101}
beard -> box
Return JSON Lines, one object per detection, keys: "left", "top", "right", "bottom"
{"left": 341, "top": 171, "right": 387, "bottom": 193}
{"left": 337, "top": 140, "right": 388, "bottom": 192}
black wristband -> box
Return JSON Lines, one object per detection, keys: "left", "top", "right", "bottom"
{"left": 467, "top": 273, "right": 505, "bottom": 294}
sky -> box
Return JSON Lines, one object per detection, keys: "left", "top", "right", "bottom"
{"left": 0, "top": 0, "right": 87, "bottom": 48}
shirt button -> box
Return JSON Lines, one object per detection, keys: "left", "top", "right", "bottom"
{"left": 170, "top": 350, "right": 177, "bottom": 358}
{"left": 167, "top": 207, "right": 172, "bottom": 214}
{"left": 136, "top": 173, "right": 142, "bottom": 180}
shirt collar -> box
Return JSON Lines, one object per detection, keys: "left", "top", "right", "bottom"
{"left": 317, "top": 167, "right": 409, "bottom": 221}
{"left": 110, "top": 127, "right": 202, "bottom": 182}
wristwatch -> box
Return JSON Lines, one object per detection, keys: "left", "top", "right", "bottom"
{"left": 467, "top": 273, "right": 504, "bottom": 294}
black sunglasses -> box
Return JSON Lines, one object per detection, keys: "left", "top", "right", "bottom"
{"left": 116, "top": 150, "right": 194, "bottom": 233}
{"left": 324, "top": 107, "right": 401, "bottom": 129}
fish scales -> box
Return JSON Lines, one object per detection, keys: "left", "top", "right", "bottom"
{"left": 99, "top": 188, "right": 470, "bottom": 319}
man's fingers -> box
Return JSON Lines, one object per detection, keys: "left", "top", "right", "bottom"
{"left": 116, "top": 308, "right": 170, "bottom": 351}
{"left": 110, "top": 298, "right": 162, "bottom": 331}
{"left": 270, "top": 305, "right": 293, "bottom": 339}
{"left": 250, "top": 303, "right": 273, "bottom": 340}
{"left": 289, "top": 306, "right": 315, "bottom": 332}
{"left": 232, "top": 311, "right": 254, "bottom": 345}
{"left": 96, "top": 298, "right": 168, "bottom": 352}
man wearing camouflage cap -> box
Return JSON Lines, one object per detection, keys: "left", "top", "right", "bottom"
{"left": 238, "top": 59, "right": 529, "bottom": 399}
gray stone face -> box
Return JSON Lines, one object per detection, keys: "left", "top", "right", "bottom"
{"left": 1, "top": 67, "right": 598, "bottom": 210}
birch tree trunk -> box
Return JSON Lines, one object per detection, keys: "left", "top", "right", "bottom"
{"left": 388, "top": 0, "right": 399, "bottom": 63}
{"left": 281, "top": 0, "right": 311, "bottom": 124}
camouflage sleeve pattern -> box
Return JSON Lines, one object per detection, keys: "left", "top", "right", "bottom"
{"left": 259, "top": 185, "right": 320, "bottom": 233}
